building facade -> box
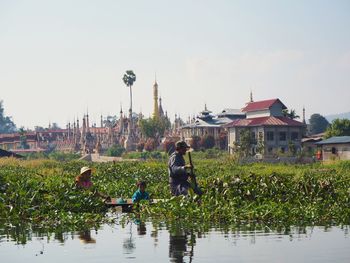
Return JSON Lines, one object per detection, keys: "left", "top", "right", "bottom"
{"left": 181, "top": 105, "right": 245, "bottom": 149}
{"left": 315, "top": 136, "right": 350, "bottom": 161}
{"left": 226, "top": 99, "right": 306, "bottom": 156}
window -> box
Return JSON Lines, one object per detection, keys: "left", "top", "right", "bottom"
{"left": 251, "top": 131, "right": 256, "bottom": 140}
{"left": 279, "top": 132, "right": 286, "bottom": 141}
{"left": 331, "top": 147, "right": 337, "bottom": 154}
{"left": 267, "top": 131, "right": 274, "bottom": 141}
{"left": 291, "top": 132, "right": 299, "bottom": 141}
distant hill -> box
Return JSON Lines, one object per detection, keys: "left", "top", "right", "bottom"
{"left": 325, "top": 112, "right": 350, "bottom": 122}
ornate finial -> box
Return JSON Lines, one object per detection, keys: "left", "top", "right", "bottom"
{"left": 205, "top": 103, "right": 208, "bottom": 111}
{"left": 302, "top": 106, "right": 306, "bottom": 124}
{"left": 250, "top": 90, "right": 253, "bottom": 102}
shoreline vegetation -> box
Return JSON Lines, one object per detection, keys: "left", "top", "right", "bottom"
{"left": 0, "top": 157, "right": 349, "bottom": 243}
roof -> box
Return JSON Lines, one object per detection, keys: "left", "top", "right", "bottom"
{"left": 301, "top": 137, "right": 323, "bottom": 143}
{"left": 242, "top": 99, "right": 287, "bottom": 112}
{"left": 182, "top": 115, "right": 234, "bottom": 129}
{"left": 182, "top": 118, "right": 222, "bottom": 128}
{"left": 217, "top": 108, "right": 245, "bottom": 116}
{"left": 315, "top": 136, "right": 350, "bottom": 145}
{"left": 0, "top": 148, "right": 23, "bottom": 158}
{"left": 225, "top": 116, "right": 305, "bottom": 128}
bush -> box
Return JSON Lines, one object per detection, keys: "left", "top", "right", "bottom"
{"left": 48, "top": 151, "right": 81, "bottom": 161}
{"left": 164, "top": 140, "right": 176, "bottom": 155}
{"left": 123, "top": 151, "right": 166, "bottom": 160}
{"left": 200, "top": 135, "right": 215, "bottom": 149}
{"left": 144, "top": 138, "right": 156, "bottom": 152}
{"left": 106, "top": 144, "right": 125, "bottom": 157}
{"left": 190, "top": 136, "right": 201, "bottom": 151}
{"left": 136, "top": 141, "right": 145, "bottom": 152}
{"left": 23, "top": 151, "right": 80, "bottom": 161}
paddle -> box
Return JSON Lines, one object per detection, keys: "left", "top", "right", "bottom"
{"left": 188, "top": 151, "right": 198, "bottom": 189}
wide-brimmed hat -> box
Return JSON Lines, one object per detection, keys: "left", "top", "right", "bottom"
{"left": 175, "top": 141, "right": 193, "bottom": 151}
{"left": 80, "top": 166, "right": 92, "bottom": 175}
{"left": 175, "top": 140, "right": 189, "bottom": 148}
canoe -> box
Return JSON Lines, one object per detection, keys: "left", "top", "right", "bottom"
{"left": 105, "top": 198, "right": 166, "bottom": 212}
{"left": 105, "top": 198, "right": 166, "bottom": 206}
{"left": 105, "top": 198, "right": 133, "bottom": 207}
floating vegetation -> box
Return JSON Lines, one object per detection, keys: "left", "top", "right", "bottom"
{"left": 0, "top": 158, "right": 349, "bottom": 243}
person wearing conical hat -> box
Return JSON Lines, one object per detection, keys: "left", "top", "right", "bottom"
{"left": 75, "top": 166, "right": 93, "bottom": 189}
{"left": 75, "top": 166, "right": 110, "bottom": 201}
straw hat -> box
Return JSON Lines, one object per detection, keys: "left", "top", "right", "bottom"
{"left": 80, "top": 166, "right": 92, "bottom": 175}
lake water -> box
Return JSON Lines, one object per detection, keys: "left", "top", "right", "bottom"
{"left": 1, "top": 222, "right": 349, "bottom": 263}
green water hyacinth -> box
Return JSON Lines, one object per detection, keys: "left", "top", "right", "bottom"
{"left": 0, "top": 158, "right": 350, "bottom": 235}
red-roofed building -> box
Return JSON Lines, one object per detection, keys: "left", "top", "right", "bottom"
{"left": 226, "top": 99, "right": 305, "bottom": 156}
{"left": 242, "top": 98, "right": 287, "bottom": 119}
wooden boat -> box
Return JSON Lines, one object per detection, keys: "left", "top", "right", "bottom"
{"left": 105, "top": 198, "right": 166, "bottom": 212}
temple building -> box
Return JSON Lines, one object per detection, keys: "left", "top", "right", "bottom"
{"left": 181, "top": 105, "right": 245, "bottom": 149}
{"left": 0, "top": 78, "right": 171, "bottom": 154}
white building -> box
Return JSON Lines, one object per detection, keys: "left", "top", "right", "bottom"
{"left": 225, "top": 99, "right": 306, "bottom": 156}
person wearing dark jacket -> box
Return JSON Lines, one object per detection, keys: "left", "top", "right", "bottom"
{"left": 168, "top": 141, "right": 195, "bottom": 196}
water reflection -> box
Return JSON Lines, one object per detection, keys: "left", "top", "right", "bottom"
{"left": 123, "top": 223, "right": 136, "bottom": 254}
{"left": 78, "top": 229, "right": 96, "bottom": 244}
{"left": 1, "top": 221, "right": 350, "bottom": 263}
{"left": 137, "top": 221, "right": 147, "bottom": 236}
{"left": 169, "top": 229, "right": 196, "bottom": 263}
{"left": 122, "top": 219, "right": 148, "bottom": 254}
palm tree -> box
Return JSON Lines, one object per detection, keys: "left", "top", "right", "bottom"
{"left": 122, "top": 70, "right": 136, "bottom": 113}
{"left": 282, "top": 109, "right": 300, "bottom": 120}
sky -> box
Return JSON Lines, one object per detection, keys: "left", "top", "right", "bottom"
{"left": 0, "top": 0, "right": 349, "bottom": 129}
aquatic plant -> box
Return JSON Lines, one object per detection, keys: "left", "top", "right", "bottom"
{"left": 0, "top": 158, "right": 349, "bottom": 244}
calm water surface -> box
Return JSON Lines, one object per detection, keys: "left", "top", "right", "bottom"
{"left": 1, "top": 223, "right": 349, "bottom": 263}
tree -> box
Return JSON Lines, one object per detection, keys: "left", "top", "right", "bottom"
{"left": 139, "top": 117, "right": 169, "bottom": 139}
{"left": 219, "top": 131, "right": 228, "bottom": 150}
{"left": 282, "top": 109, "right": 300, "bottom": 120}
{"left": 0, "top": 100, "right": 16, "bottom": 133}
{"left": 122, "top": 70, "right": 136, "bottom": 112}
{"left": 190, "top": 136, "right": 201, "bottom": 151}
{"left": 164, "top": 140, "right": 176, "bottom": 155}
{"left": 309, "top": 113, "right": 329, "bottom": 135}
{"left": 325, "top": 118, "right": 350, "bottom": 138}
{"left": 235, "top": 129, "right": 254, "bottom": 157}
{"left": 136, "top": 140, "right": 145, "bottom": 152}
{"left": 288, "top": 140, "right": 297, "bottom": 156}
{"left": 19, "top": 127, "right": 30, "bottom": 149}
{"left": 106, "top": 144, "right": 125, "bottom": 157}
{"left": 144, "top": 138, "right": 156, "bottom": 151}
{"left": 256, "top": 131, "right": 265, "bottom": 154}
{"left": 200, "top": 135, "right": 215, "bottom": 149}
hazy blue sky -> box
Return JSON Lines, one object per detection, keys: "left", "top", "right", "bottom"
{"left": 1, "top": 0, "right": 349, "bottom": 129}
